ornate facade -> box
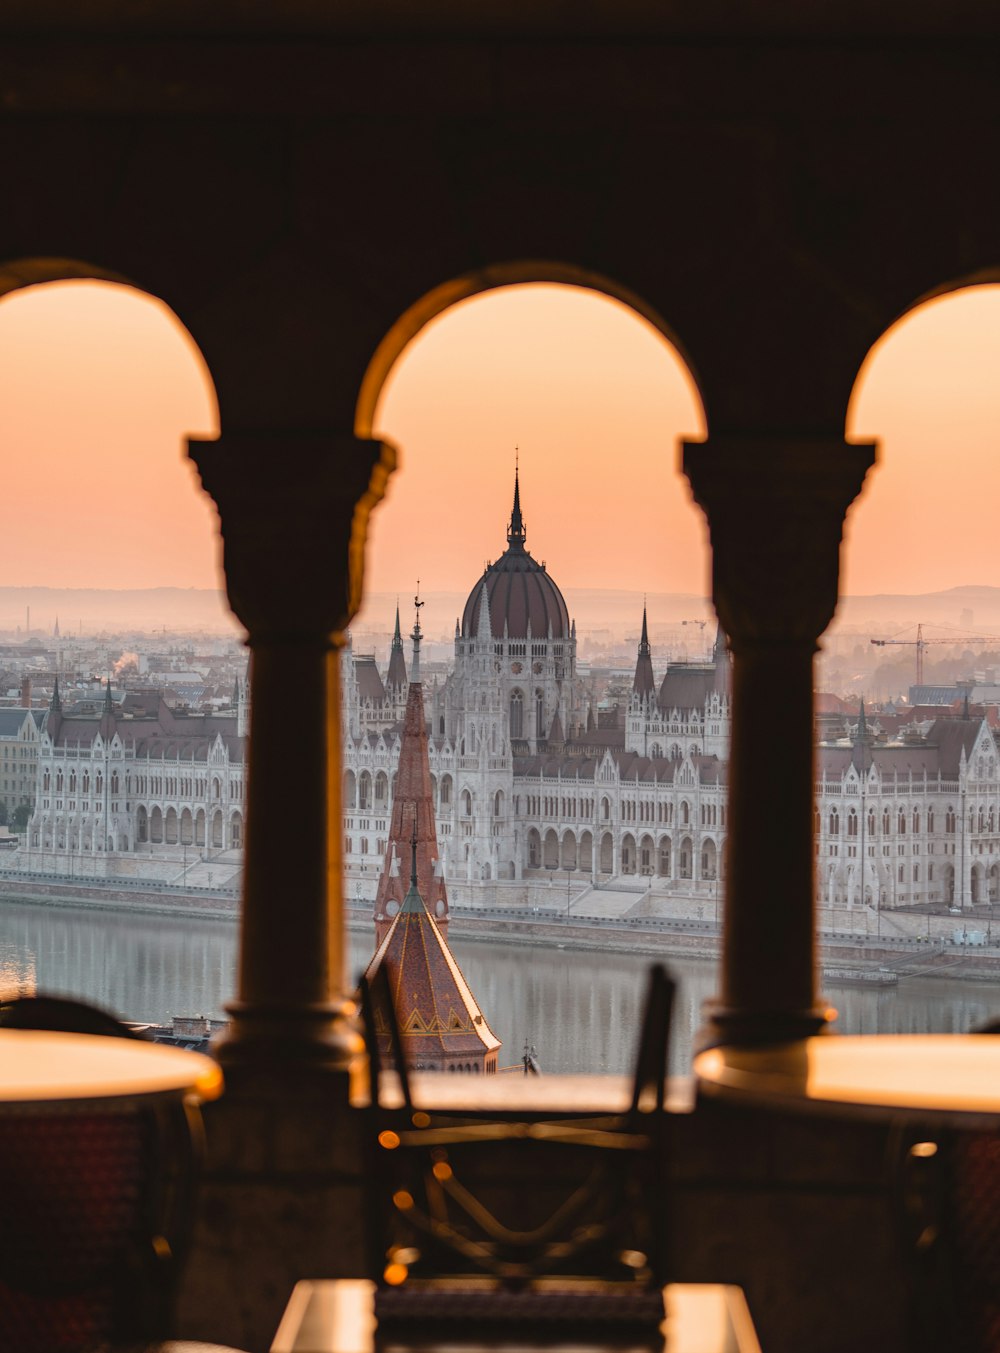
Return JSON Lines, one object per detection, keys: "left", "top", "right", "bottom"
{"left": 22, "top": 677, "right": 248, "bottom": 876}
{"left": 342, "top": 473, "right": 733, "bottom": 897}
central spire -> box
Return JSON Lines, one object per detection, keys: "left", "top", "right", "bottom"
{"left": 507, "top": 455, "right": 526, "bottom": 549}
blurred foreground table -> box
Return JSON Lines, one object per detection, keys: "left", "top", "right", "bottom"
{"left": 271, "top": 1280, "right": 762, "bottom": 1353}
{"left": 695, "top": 1034, "right": 1000, "bottom": 1127}
{"left": 0, "top": 1026, "right": 224, "bottom": 1105}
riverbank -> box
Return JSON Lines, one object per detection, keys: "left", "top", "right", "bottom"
{"left": 3, "top": 873, "right": 1000, "bottom": 985}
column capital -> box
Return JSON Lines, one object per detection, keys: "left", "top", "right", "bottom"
{"left": 683, "top": 435, "right": 876, "bottom": 650}
{"left": 188, "top": 430, "right": 396, "bottom": 644}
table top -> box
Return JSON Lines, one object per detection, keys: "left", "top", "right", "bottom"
{"left": 0, "top": 1028, "right": 224, "bottom": 1104}
{"left": 695, "top": 1033, "right": 1000, "bottom": 1126}
{"left": 271, "top": 1279, "right": 761, "bottom": 1353}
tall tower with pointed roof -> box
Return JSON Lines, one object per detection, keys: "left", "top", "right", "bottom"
{"left": 373, "top": 606, "right": 449, "bottom": 945}
{"left": 365, "top": 833, "right": 500, "bottom": 1074}
{"left": 385, "top": 603, "right": 408, "bottom": 721}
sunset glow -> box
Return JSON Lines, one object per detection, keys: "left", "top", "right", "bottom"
{"left": 1, "top": 278, "right": 1000, "bottom": 629}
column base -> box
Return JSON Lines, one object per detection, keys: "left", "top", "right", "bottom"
{"left": 697, "top": 999, "right": 835, "bottom": 1050}
{"left": 212, "top": 999, "right": 365, "bottom": 1089}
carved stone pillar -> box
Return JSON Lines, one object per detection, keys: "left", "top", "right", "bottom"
{"left": 188, "top": 430, "right": 394, "bottom": 1083}
{"left": 683, "top": 435, "right": 875, "bottom": 1045}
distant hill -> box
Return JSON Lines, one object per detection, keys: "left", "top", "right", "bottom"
{"left": 0, "top": 587, "right": 241, "bottom": 637}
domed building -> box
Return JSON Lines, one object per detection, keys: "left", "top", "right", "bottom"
{"left": 441, "top": 469, "right": 581, "bottom": 758}
{"left": 341, "top": 470, "right": 733, "bottom": 905}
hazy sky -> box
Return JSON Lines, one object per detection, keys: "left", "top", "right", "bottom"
{"left": 0, "top": 277, "right": 998, "bottom": 620}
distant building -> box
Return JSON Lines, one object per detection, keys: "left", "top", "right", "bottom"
{"left": 0, "top": 707, "right": 44, "bottom": 820}
{"left": 22, "top": 675, "right": 248, "bottom": 875}
{"left": 816, "top": 703, "right": 1000, "bottom": 910}
{"left": 342, "top": 471, "right": 731, "bottom": 896}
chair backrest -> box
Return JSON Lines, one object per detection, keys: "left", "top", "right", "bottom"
{"left": 359, "top": 963, "right": 675, "bottom": 1300}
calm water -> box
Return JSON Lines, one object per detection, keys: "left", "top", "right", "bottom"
{"left": 1, "top": 900, "right": 999, "bottom": 1074}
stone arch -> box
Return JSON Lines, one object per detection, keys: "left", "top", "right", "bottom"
{"left": 374, "top": 771, "right": 389, "bottom": 811}
{"left": 180, "top": 808, "right": 194, "bottom": 845}
{"left": 165, "top": 807, "right": 179, "bottom": 844}
{"left": 579, "top": 830, "right": 593, "bottom": 872}
{"left": 231, "top": 810, "right": 243, "bottom": 847}
{"left": 943, "top": 863, "right": 956, "bottom": 905}
{"left": 543, "top": 828, "right": 559, "bottom": 870}
{"left": 150, "top": 806, "right": 163, "bottom": 844}
{"left": 560, "top": 830, "right": 577, "bottom": 870}
{"left": 527, "top": 827, "right": 541, "bottom": 868}
{"left": 137, "top": 805, "right": 148, "bottom": 843}
{"left": 212, "top": 809, "right": 224, "bottom": 849}
{"left": 679, "top": 835, "right": 693, "bottom": 879}
{"left": 354, "top": 263, "right": 707, "bottom": 440}
{"left": 990, "top": 863, "right": 1000, "bottom": 902}
{"left": 440, "top": 774, "right": 452, "bottom": 807}
{"left": 461, "top": 787, "right": 473, "bottom": 817}
{"left": 343, "top": 769, "right": 356, "bottom": 809}
{"left": 195, "top": 808, "right": 206, "bottom": 846}
{"left": 599, "top": 831, "right": 614, "bottom": 874}
{"left": 639, "top": 832, "right": 654, "bottom": 874}
{"left": 358, "top": 771, "right": 372, "bottom": 811}
{"left": 621, "top": 832, "right": 636, "bottom": 875}
{"left": 657, "top": 836, "right": 671, "bottom": 877}
{"left": 971, "top": 862, "right": 984, "bottom": 904}
{"left": 702, "top": 837, "right": 718, "bottom": 880}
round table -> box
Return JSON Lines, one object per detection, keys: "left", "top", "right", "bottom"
{"left": 0, "top": 1027, "right": 223, "bottom": 1106}
{"left": 695, "top": 1034, "right": 1000, "bottom": 1127}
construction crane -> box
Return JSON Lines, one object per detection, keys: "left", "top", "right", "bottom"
{"left": 870, "top": 623, "right": 988, "bottom": 686}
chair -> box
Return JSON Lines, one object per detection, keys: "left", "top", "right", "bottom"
{"left": 0, "top": 995, "right": 225, "bottom": 1353}
{"left": 359, "top": 963, "right": 675, "bottom": 1331}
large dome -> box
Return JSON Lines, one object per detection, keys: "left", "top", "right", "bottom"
{"left": 460, "top": 472, "right": 571, "bottom": 641}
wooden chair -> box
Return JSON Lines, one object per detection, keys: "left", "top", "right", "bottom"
{"left": 358, "top": 963, "right": 675, "bottom": 1332}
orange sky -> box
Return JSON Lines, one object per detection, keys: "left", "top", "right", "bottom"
{"left": 0, "top": 278, "right": 998, "bottom": 622}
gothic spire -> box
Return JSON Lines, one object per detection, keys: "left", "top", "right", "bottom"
{"left": 507, "top": 458, "right": 526, "bottom": 549}
{"left": 104, "top": 679, "right": 113, "bottom": 714}
{"left": 387, "top": 601, "right": 408, "bottom": 690}
{"left": 50, "top": 675, "right": 61, "bottom": 713}
{"left": 632, "top": 605, "right": 655, "bottom": 700}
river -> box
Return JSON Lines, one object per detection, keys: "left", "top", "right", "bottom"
{"left": 1, "top": 900, "right": 998, "bottom": 1074}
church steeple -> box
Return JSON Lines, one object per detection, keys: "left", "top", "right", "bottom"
{"left": 373, "top": 661, "right": 448, "bottom": 944}
{"left": 50, "top": 676, "right": 61, "bottom": 714}
{"left": 507, "top": 458, "right": 526, "bottom": 550}
{"left": 632, "top": 605, "right": 656, "bottom": 700}
{"left": 386, "top": 601, "right": 407, "bottom": 691}
{"left": 104, "top": 679, "right": 114, "bottom": 714}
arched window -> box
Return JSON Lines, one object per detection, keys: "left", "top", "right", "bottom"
{"left": 897, "top": 811, "right": 906, "bottom": 835}
{"left": 493, "top": 790, "right": 503, "bottom": 817}
{"left": 847, "top": 809, "right": 858, "bottom": 837}
{"left": 946, "top": 807, "right": 956, "bottom": 833}
{"left": 510, "top": 689, "right": 523, "bottom": 740}
{"left": 535, "top": 689, "right": 545, "bottom": 738}
{"left": 883, "top": 809, "right": 891, "bottom": 834}
{"left": 912, "top": 809, "right": 920, "bottom": 834}
{"left": 927, "top": 808, "right": 934, "bottom": 833}
{"left": 829, "top": 810, "right": 839, "bottom": 837}
{"left": 868, "top": 809, "right": 876, "bottom": 834}
{"left": 461, "top": 789, "right": 472, "bottom": 817}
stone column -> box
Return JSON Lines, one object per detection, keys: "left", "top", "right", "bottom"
{"left": 189, "top": 430, "right": 394, "bottom": 1084}
{"left": 683, "top": 434, "right": 875, "bottom": 1045}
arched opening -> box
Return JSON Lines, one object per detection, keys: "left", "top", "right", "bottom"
{"left": 195, "top": 809, "right": 206, "bottom": 847}
{"left": 374, "top": 771, "right": 389, "bottom": 811}
{"left": 658, "top": 837, "right": 672, "bottom": 878}
{"left": 150, "top": 807, "right": 163, "bottom": 845}
{"left": 165, "top": 807, "right": 179, "bottom": 845}
{"left": 136, "top": 805, "right": 148, "bottom": 844}
{"left": 599, "top": 832, "right": 614, "bottom": 875}
{"left": 701, "top": 837, "right": 718, "bottom": 881}
{"left": 343, "top": 770, "right": 357, "bottom": 810}
{"left": 621, "top": 833, "right": 636, "bottom": 876}
{"left": 579, "top": 830, "right": 593, "bottom": 872}
{"left": 212, "top": 809, "right": 224, "bottom": 849}
{"left": 180, "top": 808, "right": 194, "bottom": 846}
{"left": 560, "top": 830, "right": 577, "bottom": 870}
{"left": 527, "top": 828, "right": 541, "bottom": 868}
{"left": 543, "top": 829, "right": 559, "bottom": 870}
{"left": 639, "top": 833, "right": 654, "bottom": 875}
